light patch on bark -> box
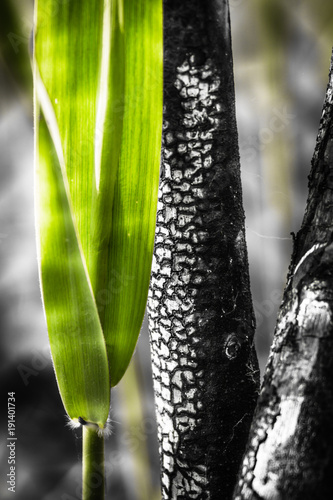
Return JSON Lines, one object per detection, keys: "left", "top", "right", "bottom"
{"left": 252, "top": 397, "right": 304, "bottom": 500}
{"left": 148, "top": 52, "right": 223, "bottom": 498}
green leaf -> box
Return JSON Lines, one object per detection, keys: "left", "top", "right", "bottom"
{"left": 35, "top": 107, "right": 111, "bottom": 427}
{"left": 34, "top": 0, "right": 162, "bottom": 425}
{"left": 100, "top": 0, "right": 163, "bottom": 386}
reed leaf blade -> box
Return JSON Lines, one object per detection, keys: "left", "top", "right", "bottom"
{"left": 34, "top": 0, "right": 162, "bottom": 423}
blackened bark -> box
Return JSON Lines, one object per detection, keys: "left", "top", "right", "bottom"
{"left": 147, "top": 1, "right": 259, "bottom": 498}
{"left": 234, "top": 53, "right": 333, "bottom": 500}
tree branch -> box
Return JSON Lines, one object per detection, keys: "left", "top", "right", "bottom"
{"left": 148, "top": 1, "right": 259, "bottom": 498}
{"left": 234, "top": 51, "right": 333, "bottom": 500}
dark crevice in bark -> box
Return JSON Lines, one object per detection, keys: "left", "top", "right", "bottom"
{"left": 234, "top": 51, "right": 333, "bottom": 500}
{"left": 148, "top": 1, "right": 259, "bottom": 498}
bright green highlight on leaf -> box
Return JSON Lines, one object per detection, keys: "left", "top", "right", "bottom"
{"left": 34, "top": 0, "right": 162, "bottom": 426}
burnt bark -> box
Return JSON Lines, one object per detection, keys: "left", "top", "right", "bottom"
{"left": 147, "top": 1, "right": 259, "bottom": 498}
{"left": 234, "top": 54, "right": 333, "bottom": 500}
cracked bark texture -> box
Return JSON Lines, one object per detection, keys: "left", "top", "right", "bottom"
{"left": 234, "top": 54, "right": 333, "bottom": 500}
{"left": 147, "top": 1, "right": 259, "bottom": 498}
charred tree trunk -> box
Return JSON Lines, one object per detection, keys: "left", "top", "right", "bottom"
{"left": 147, "top": 1, "right": 259, "bottom": 498}
{"left": 234, "top": 54, "right": 333, "bottom": 500}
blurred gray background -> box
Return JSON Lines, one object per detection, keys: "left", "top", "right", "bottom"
{"left": 1, "top": 0, "right": 333, "bottom": 498}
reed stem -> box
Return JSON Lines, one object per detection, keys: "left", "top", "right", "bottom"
{"left": 82, "top": 426, "right": 105, "bottom": 500}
